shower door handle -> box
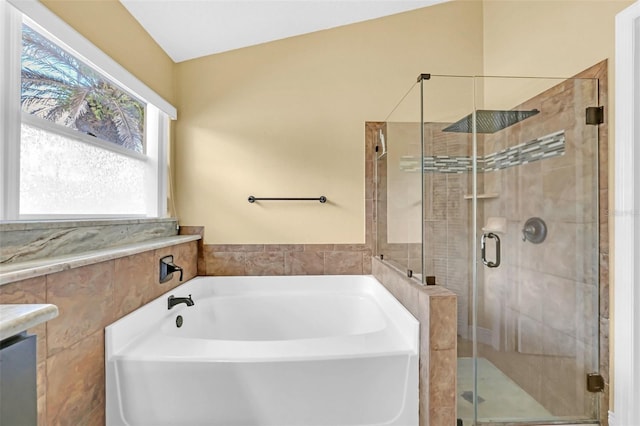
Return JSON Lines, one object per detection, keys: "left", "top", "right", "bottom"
{"left": 481, "top": 232, "right": 501, "bottom": 268}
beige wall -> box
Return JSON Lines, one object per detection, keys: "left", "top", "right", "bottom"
{"left": 40, "top": 0, "right": 175, "bottom": 105}
{"left": 483, "top": 0, "right": 630, "bottom": 78}
{"left": 174, "top": 1, "right": 484, "bottom": 244}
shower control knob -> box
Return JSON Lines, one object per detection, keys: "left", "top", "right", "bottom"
{"left": 522, "top": 217, "right": 547, "bottom": 244}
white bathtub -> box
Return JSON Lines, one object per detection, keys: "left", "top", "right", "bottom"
{"left": 106, "top": 275, "right": 419, "bottom": 426}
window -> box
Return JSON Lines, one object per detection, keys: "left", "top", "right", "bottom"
{"left": 21, "top": 23, "right": 145, "bottom": 153}
{"left": 1, "top": 1, "right": 176, "bottom": 220}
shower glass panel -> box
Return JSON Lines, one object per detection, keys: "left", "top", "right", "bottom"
{"left": 420, "top": 75, "right": 600, "bottom": 425}
{"left": 376, "top": 82, "right": 423, "bottom": 278}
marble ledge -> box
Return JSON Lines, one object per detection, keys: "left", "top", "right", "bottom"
{"left": 0, "top": 235, "right": 201, "bottom": 286}
{"left": 0, "top": 217, "right": 177, "bottom": 232}
{"left": 0, "top": 304, "right": 59, "bottom": 341}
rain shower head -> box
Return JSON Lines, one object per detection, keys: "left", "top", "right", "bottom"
{"left": 442, "top": 109, "right": 539, "bottom": 134}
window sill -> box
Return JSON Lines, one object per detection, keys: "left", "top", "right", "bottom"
{"left": 0, "top": 217, "right": 176, "bottom": 232}
{"left": 0, "top": 234, "right": 201, "bottom": 286}
{"left": 1, "top": 218, "right": 180, "bottom": 266}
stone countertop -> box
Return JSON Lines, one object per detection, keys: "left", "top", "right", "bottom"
{"left": 0, "top": 304, "right": 59, "bottom": 341}
{"left": 0, "top": 235, "right": 201, "bottom": 286}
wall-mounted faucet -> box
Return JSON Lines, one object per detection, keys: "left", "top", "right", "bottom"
{"left": 159, "top": 255, "right": 183, "bottom": 283}
{"left": 168, "top": 294, "right": 194, "bottom": 310}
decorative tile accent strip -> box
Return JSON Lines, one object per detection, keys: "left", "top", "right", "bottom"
{"left": 400, "top": 130, "right": 565, "bottom": 174}
{"left": 424, "top": 156, "right": 473, "bottom": 174}
{"left": 483, "top": 130, "right": 565, "bottom": 172}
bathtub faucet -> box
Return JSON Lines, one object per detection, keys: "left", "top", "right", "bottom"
{"left": 168, "top": 294, "right": 194, "bottom": 310}
{"left": 159, "top": 255, "right": 183, "bottom": 283}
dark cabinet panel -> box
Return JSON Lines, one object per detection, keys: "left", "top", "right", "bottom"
{"left": 0, "top": 333, "right": 37, "bottom": 426}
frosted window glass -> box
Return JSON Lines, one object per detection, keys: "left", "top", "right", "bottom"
{"left": 20, "top": 123, "right": 147, "bottom": 215}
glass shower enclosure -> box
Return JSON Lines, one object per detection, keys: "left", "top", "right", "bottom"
{"left": 376, "top": 74, "right": 600, "bottom": 425}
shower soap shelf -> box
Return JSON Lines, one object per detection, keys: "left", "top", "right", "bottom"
{"left": 463, "top": 193, "right": 499, "bottom": 200}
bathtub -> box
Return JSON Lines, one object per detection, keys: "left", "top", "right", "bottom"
{"left": 105, "top": 275, "right": 419, "bottom": 426}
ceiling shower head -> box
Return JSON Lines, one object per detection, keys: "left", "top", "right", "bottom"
{"left": 442, "top": 109, "right": 539, "bottom": 134}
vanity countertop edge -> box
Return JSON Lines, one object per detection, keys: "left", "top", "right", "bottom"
{"left": 0, "top": 304, "right": 59, "bottom": 341}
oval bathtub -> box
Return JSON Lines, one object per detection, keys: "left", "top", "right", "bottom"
{"left": 106, "top": 275, "right": 419, "bottom": 426}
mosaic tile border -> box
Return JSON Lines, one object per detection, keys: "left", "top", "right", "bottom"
{"left": 400, "top": 130, "right": 565, "bottom": 174}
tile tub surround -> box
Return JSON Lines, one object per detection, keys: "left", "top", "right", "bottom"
{"left": 0, "top": 235, "right": 201, "bottom": 286}
{"left": 372, "top": 257, "right": 457, "bottom": 426}
{"left": 203, "top": 243, "right": 374, "bottom": 276}
{"left": 0, "top": 240, "right": 198, "bottom": 426}
{"left": 178, "top": 225, "right": 206, "bottom": 275}
{"left": 0, "top": 218, "right": 179, "bottom": 265}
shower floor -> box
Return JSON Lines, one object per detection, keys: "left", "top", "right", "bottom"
{"left": 457, "top": 357, "right": 554, "bottom": 424}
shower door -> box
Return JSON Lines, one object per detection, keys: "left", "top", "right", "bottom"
{"left": 421, "top": 75, "right": 601, "bottom": 425}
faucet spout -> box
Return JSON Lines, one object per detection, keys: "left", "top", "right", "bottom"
{"left": 168, "top": 294, "right": 194, "bottom": 310}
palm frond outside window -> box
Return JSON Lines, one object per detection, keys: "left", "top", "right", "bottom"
{"left": 21, "top": 24, "right": 144, "bottom": 153}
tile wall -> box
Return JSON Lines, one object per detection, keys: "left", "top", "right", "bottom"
{"left": 402, "top": 130, "right": 566, "bottom": 174}
{"left": 0, "top": 240, "right": 198, "bottom": 425}
{"left": 472, "top": 62, "right": 607, "bottom": 419}
{"left": 423, "top": 125, "right": 473, "bottom": 340}
{"left": 203, "top": 243, "right": 373, "bottom": 276}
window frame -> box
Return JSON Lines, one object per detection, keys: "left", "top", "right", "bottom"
{"left": 613, "top": 1, "right": 640, "bottom": 425}
{"left": 1, "top": 0, "right": 176, "bottom": 221}
{"left": 20, "top": 112, "right": 149, "bottom": 162}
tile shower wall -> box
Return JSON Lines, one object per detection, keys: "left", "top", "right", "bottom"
{"left": 474, "top": 63, "right": 605, "bottom": 418}
{"left": 423, "top": 125, "right": 473, "bottom": 340}
{"left": 408, "top": 62, "right": 609, "bottom": 421}
{"left": 0, "top": 241, "right": 198, "bottom": 425}
{"left": 377, "top": 61, "right": 608, "bottom": 421}
{"left": 401, "top": 130, "right": 566, "bottom": 174}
